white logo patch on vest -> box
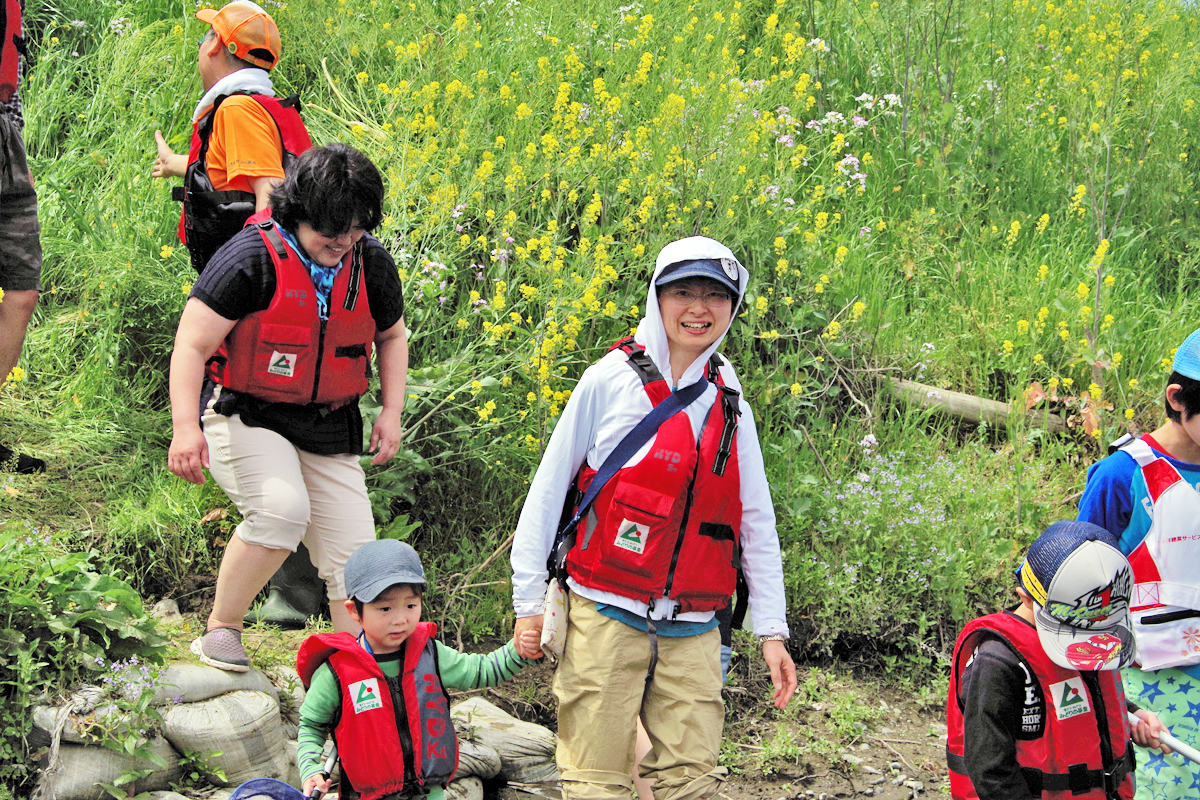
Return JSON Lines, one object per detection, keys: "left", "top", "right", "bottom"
{"left": 614, "top": 519, "right": 649, "bottom": 555}
{"left": 268, "top": 351, "right": 296, "bottom": 377}
{"left": 1049, "top": 677, "right": 1092, "bottom": 720}
{"left": 349, "top": 678, "right": 383, "bottom": 713}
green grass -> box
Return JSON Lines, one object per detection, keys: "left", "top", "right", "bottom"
{"left": 3, "top": 0, "right": 1200, "bottom": 690}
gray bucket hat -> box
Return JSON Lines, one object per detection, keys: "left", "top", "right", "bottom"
{"left": 344, "top": 539, "right": 426, "bottom": 603}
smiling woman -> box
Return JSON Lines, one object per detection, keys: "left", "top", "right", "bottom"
{"left": 509, "top": 236, "right": 797, "bottom": 798}
{"left": 166, "top": 143, "right": 409, "bottom": 672}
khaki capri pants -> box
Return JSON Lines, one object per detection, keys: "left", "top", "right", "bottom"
{"left": 202, "top": 403, "right": 375, "bottom": 604}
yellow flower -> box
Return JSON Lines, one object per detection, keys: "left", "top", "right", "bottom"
{"left": 789, "top": 383, "right": 802, "bottom": 396}
{"left": 755, "top": 296, "right": 768, "bottom": 313}
{"left": 1037, "top": 264, "right": 1049, "bottom": 282}
{"left": 1128, "top": 378, "right": 1139, "bottom": 389}
{"left": 160, "top": 245, "right": 175, "bottom": 259}
{"left": 1005, "top": 220, "right": 1020, "bottom": 247}
{"left": 1035, "top": 213, "right": 1049, "bottom": 234}
{"left": 1125, "top": 408, "right": 1135, "bottom": 419}
{"left": 851, "top": 301, "right": 866, "bottom": 320}
{"left": 356, "top": 71, "right": 369, "bottom": 84}
{"left": 456, "top": 318, "right": 469, "bottom": 329}
{"left": 814, "top": 283, "right": 824, "bottom": 294}
{"left": 1088, "top": 382, "right": 1102, "bottom": 401}
{"left": 1033, "top": 353, "right": 1044, "bottom": 365}
{"left": 1017, "top": 320, "right": 1029, "bottom": 335}
{"left": 1002, "top": 340, "right": 1014, "bottom": 355}
{"left": 1075, "top": 282, "right": 1090, "bottom": 301}
{"left": 1103, "top": 274, "right": 1115, "bottom": 288}
{"left": 5, "top": 366, "right": 24, "bottom": 384}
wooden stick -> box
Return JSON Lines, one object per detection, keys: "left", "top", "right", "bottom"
{"left": 889, "top": 379, "right": 1067, "bottom": 434}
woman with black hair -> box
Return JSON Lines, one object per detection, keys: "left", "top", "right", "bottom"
{"left": 167, "top": 143, "right": 408, "bottom": 671}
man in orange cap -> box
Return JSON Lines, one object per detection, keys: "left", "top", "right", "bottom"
{"left": 152, "top": 1, "right": 310, "bottom": 275}
{"left": 154, "top": 2, "right": 318, "bottom": 628}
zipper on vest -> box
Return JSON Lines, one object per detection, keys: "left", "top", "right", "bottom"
{"left": 662, "top": 451, "right": 702, "bottom": 606}
{"left": 388, "top": 674, "right": 418, "bottom": 787}
{"left": 1083, "top": 671, "right": 1115, "bottom": 796}
{"left": 310, "top": 318, "right": 328, "bottom": 405}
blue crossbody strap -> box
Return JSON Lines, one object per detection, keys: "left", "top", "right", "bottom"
{"left": 549, "top": 377, "right": 709, "bottom": 576}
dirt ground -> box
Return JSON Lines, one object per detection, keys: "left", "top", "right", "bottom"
{"left": 479, "top": 647, "right": 949, "bottom": 800}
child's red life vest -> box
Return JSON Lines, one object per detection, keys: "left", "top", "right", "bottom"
{"left": 296, "top": 624, "right": 459, "bottom": 800}
{"left": 0, "top": 0, "right": 23, "bottom": 103}
{"left": 1113, "top": 437, "right": 1200, "bottom": 670}
{"left": 173, "top": 91, "right": 312, "bottom": 273}
{"left": 204, "top": 211, "right": 374, "bottom": 408}
{"left": 946, "top": 612, "right": 1133, "bottom": 800}
{"left": 563, "top": 337, "right": 742, "bottom": 613}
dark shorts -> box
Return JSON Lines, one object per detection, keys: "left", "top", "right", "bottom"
{"left": 0, "top": 112, "right": 40, "bottom": 292}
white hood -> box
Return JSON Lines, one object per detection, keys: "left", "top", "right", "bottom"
{"left": 632, "top": 236, "right": 749, "bottom": 388}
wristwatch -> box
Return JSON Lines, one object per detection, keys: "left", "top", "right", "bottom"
{"left": 759, "top": 633, "right": 787, "bottom": 644}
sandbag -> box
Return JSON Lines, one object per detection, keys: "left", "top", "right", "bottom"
{"left": 33, "top": 736, "right": 182, "bottom": 800}
{"left": 451, "top": 697, "right": 558, "bottom": 783}
{"left": 152, "top": 664, "right": 278, "bottom": 705}
{"left": 31, "top": 703, "right": 128, "bottom": 746}
{"left": 445, "top": 775, "right": 484, "bottom": 800}
{"left": 455, "top": 737, "right": 502, "bottom": 780}
{"left": 162, "top": 690, "right": 291, "bottom": 787}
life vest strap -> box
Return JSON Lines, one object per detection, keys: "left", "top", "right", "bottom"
{"left": 945, "top": 746, "right": 1132, "bottom": 796}
{"left": 343, "top": 242, "right": 363, "bottom": 311}
{"left": 256, "top": 219, "right": 289, "bottom": 259}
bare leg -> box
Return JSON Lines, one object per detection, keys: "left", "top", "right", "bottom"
{"left": 0, "top": 288, "right": 37, "bottom": 380}
{"left": 207, "top": 536, "right": 291, "bottom": 631}
{"left": 328, "top": 601, "right": 360, "bottom": 635}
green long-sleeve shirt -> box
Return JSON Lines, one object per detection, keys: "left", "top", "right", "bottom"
{"left": 297, "top": 638, "right": 534, "bottom": 799}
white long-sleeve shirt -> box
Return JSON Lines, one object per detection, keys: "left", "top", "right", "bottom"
{"left": 510, "top": 237, "right": 790, "bottom": 638}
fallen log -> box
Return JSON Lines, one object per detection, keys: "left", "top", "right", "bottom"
{"left": 889, "top": 379, "right": 1067, "bottom": 434}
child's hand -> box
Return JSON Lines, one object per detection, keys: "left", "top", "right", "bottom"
{"left": 302, "top": 773, "right": 333, "bottom": 797}
{"left": 517, "top": 628, "right": 542, "bottom": 659}
{"left": 514, "top": 615, "right": 544, "bottom": 659}
{"left": 1131, "top": 708, "right": 1173, "bottom": 754}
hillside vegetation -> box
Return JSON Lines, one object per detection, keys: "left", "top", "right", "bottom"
{"left": 2, "top": 0, "right": 1199, "bottom": 778}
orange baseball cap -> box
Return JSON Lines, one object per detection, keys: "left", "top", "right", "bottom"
{"left": 195, "top": 2, "right": 281, "bottom": 71}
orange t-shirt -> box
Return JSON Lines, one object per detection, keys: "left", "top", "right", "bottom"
{"left": 204, "top": 94, "right": 285, "bottom": 192}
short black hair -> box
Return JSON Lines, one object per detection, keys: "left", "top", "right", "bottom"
{"left": 270, "top": 143, "right": 384, "bottom": 235}
{"left": 351, "top": 582, "right": 424, "bottom": 617}
{"left": 1165, "top": 371, "right": 1200, "bottom": 422}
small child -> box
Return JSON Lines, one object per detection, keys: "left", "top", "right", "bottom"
{"left": 1077, "top": 327, "right": 1200, "bottom": 798}
{"left": 946, "top": 521, "right": 1167, "bottom": 800}
{"left": 296, "top": 539, "right": 540, "bottom": 799}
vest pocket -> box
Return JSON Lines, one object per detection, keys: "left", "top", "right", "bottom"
{"left": 255, "top": 323, "right": 312, "bottom": 385}
{"left": 260, "top": 323, "right": 312, "bottom": 348}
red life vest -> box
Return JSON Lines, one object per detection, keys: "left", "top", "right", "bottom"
{"left": 563, "top": 337, "right": 742, "bottom": 614}
{"left": 173, "top": 91, "right": 312, "bottom": 273}
{"left": 204, "top": 211, "right": 374, "bottom": 408}
{"left": 0, "top": 0, "right": 22, "bottom": 103}
{"left": 296, "top": 624, "right": 459, "bottom": 800}
{"left": 946, "top": 612, "right": 1134, "bottom": 800}
{"left": 1113, "top": 437, "right": 1200, "bottom": 670}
